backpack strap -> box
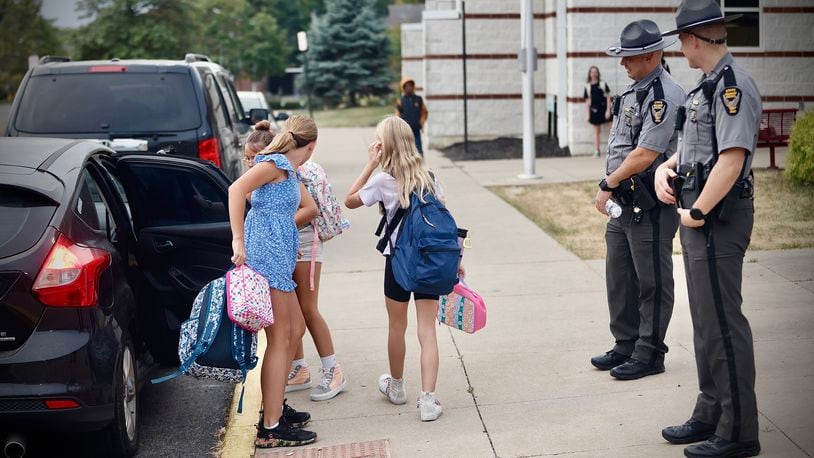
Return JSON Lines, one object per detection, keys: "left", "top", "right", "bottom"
{"left": 375, "top": 202, "right": 409, "bottom": 254}
{"left": 309, "top": 224, "right": 318, "bottom": 291}
{"left": 232, "top": 326, "right": 249, "bottom": 413}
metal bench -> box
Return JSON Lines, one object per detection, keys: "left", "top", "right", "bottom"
{"left": 757, "top": 108, "right": 797, "bottom": 169}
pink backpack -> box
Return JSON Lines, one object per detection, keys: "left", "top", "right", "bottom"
{"left": 438, "top": 281, "right": 486, "bottom": 334}
{"left": 226, "top": 264, "right": 274, "bottom": 332}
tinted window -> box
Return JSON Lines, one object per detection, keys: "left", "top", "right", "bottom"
{"left": 216, "top": 74, "right": 241, "bottom": 124}
{"left": 127, "top": 164, "right": 228, "bottom": 227}
{"left": 0, "top": 186, "right": 56, "bottom": 258}
{"left": 204, "top": 74, "right": 229, "bottom": 130}
{"left": 76, "top": 169, "right": 119, "bottom": 240}
{"left": 15, "top": 73, "right": 201, "bottom": 134}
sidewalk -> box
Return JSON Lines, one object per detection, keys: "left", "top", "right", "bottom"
{"left": 221, "top": 129, "right": 812, "bottom": 457}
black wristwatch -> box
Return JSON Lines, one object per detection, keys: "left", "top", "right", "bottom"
{"left": 689, "top": 207, "right": 707, "bottom": 221}
{"left": 599, "top": 178, "right": 617, "bottom": 192}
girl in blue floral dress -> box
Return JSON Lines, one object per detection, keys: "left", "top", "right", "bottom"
{"left": 228, "top": 116, "right": 319, "bottom": 448}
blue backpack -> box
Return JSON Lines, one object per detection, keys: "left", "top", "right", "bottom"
{"left": 151, "top": 277, "right": 257, "bottom": 412}
{"left": 376, "top": 191, "right": 460, "bottom": 295}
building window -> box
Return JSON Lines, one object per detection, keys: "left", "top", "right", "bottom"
{"left": 716, "top": 0, "right": 761, "bottom": 48}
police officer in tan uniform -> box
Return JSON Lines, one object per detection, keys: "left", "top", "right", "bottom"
{"left": 591, "top": 20, "right": 686, "bottom": 380}
{"left": 655, "top": 1, "right": 762, "bottom": 456}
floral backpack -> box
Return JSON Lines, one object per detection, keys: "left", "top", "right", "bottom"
{"left": 298, "top": 161, "right": 350, "bottom": 242}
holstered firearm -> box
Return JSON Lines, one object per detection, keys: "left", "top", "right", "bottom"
{"left": 613, "top": 174, "right": 658, "bottom": 210}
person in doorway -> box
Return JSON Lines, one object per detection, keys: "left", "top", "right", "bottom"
{"left": 584, "top": 66, "right": 613, "bottom": 157}
{"left": 396, "top": 77, "right": 428, "bottom": 156}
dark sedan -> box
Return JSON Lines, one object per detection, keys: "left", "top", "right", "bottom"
{"left": 0, "top": 138, "right": 234, "bottom": 456}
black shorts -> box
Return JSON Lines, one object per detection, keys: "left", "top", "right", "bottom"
{"left": 384, "top": 256, "right": 439, "bottom": 302}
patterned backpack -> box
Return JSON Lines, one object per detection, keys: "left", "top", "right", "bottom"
{"left": 298, "top": 161, "right": 350, "bottom": 242}
{"left": 151, "top": 277, "right": 258, "bottom": 412}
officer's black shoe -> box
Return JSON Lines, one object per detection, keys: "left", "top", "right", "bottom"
{"left": 609, "top": 358, "right": 665, "bottom": 380}
{"left": 683, "top": 435, "right": 760, "bottom": 458}
{"left": 662, "top": 419, "right": 717, "bottom": 444}
{"left": 590, "top": 350, "right": 629, "bottom": 370}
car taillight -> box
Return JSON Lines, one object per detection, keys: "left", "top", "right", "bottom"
{"left": 88, "top": 65, "right": 128, "bottom": 72}
{"left": 45, "top": 399, "right": 80, "bottom": 409}
{"left": 198, "top": 137, "right": 221, "bottom": 168}
{"left": 33, "top": 234, "right": 110, "bottom": 307}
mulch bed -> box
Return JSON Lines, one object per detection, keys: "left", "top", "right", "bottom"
{"left": 439, "top": 134, "right": 570, "bottom": 161}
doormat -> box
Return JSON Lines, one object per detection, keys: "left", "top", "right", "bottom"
{"left": 255, "top": 439, "right": 391, "bottom": 458}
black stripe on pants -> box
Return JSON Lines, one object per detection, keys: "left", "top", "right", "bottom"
{"left": 704, "top": 223, "right": 742, "bottom": 442}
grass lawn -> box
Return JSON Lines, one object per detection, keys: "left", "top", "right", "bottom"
{"left": 491, "top": 169, "right": 814, "bottom": 260}
{"left": 295, "top": 105, "right": 394, "bottom": 128}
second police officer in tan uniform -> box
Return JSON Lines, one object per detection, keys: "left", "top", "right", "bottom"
{"left": 655, "top": 1, "right": 762, "bottom": 457}
{"left": 591, "top": 20, "right": 687, "bottom": 380}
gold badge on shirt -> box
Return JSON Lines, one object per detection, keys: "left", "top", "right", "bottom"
{"left": 650, "top": 100, "right": 667, "bottom": 124}
{"left": 721, "top": 87, "right": 741, "bottom": 116}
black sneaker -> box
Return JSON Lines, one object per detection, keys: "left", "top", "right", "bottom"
{"left": 590, "top": 350, "right": 630, "bottom": 370}
{"left": 255, "top": 416, "right": 317, "bottom": 449}
{"left": 683, "top": 435, "right": 760, "bottom": 458}
{"left": 610, "top": 358, "right": 665, "bottom": 380}
{"left": 258, "top": 399, "right": 311, "bottom": 429}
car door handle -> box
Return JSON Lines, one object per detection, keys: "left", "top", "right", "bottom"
{"left": 154, "top": 240, "right": 174, "bottom": 252}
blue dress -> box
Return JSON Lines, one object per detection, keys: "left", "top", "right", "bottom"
{"left": 244, "top": 154, "right": 300, "bottom": 292}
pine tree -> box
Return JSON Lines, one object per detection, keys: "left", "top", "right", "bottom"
{"left": 306, "top": 0, "right": 392, "bottom": 107}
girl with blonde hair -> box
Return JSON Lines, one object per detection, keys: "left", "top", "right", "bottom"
{"left": 229, "top": 116, "right": 319, "bottom": 448}
{"left": 344, "top": 116, "right": 461, "bottom": 422}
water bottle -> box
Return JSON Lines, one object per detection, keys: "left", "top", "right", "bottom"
{"left": 605, "top": 199, "right": 622, "bottom": 219}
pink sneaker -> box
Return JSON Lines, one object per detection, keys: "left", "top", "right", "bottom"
{"left": 310, "top": 364, "right": 348, "bottom": 401}
{"left": 285, "top": 363, "right": 312, "bottom": 393}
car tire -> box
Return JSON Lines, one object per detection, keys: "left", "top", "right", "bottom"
{"left": 107, "top": 335, "right": 139, "bottom": 456}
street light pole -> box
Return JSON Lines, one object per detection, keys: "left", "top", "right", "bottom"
{"left": 518, "top": 0, "right": 539, "bottom": 179}
{"left": 298, "top": 31, "right": 313, "bottom": 119}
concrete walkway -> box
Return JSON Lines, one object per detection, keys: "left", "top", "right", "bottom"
{"left": 221, "top": 128, "right": 812, "bottom": 457}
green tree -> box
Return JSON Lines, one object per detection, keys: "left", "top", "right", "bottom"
{"left": 241, "top": 11, "right": 291, "bottom": 80}
{"left": 306, "top": 0, "right": 392, "bottom": 107}
{"left": 73, "top": 0, "right": 196, "bottom": 60}
{"left": 0, "top": 0, "right": 64, "bottom": 100}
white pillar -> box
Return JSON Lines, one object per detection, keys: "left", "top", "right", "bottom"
{"left": 556, "top": 0, "right": 568, "bottom": 148}
{"left": 518, "top": 0, "right": 539, "bottom": 179}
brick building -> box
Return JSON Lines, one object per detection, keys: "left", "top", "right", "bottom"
{"left": 401, "top": 0, "right": 814, "bottom": 154}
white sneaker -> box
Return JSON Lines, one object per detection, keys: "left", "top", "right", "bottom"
{"left": 417, "top": 392, "right": 443, "bottom": 421}
{"left": 377, "top": 374, "right": 407, "bottom": 405}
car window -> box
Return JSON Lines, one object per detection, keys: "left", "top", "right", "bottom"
{"left": 0, "top": 185, "right": 56, "bottom": 258}
{"left": 15, "top": 73, "right": 201, "bottom": 134}
{"left": 100, "top": 161, "right": 133, "bottom": 223}
{"left": 204, "top": 73, "right": 230, "bottom": 130}
{"left": 125, "top": 163, "right": 228, "bottom": 227}
{"left": 77, "top": 169, "right": 119, "bottom": 241}
{"left": 216, "top": 74, "right": 242, "bottom": 124}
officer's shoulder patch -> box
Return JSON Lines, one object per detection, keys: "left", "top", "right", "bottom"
{"left": 649, "top": 99, "right": 668, "bottom": 124}
{"left": 720, "top": 86, "right": 742, "bottom": 116}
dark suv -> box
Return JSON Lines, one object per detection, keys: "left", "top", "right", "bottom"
{"left": 4, "top": 54, "right": 267, "bottom": 180}
{"left": 0, "top": 137, "right": 234, "bottom": 456}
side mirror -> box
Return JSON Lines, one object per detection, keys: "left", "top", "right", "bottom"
{"left": 273, "top": 111, "right": 289, "bottom": 122}
{"left": 248, "top": 108, "right": 269, "bottom": 125}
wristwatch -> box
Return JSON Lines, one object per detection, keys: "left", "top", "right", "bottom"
{"left": 689, "top": 207, "right": 707, "bottom": 220}
{"left": 598, "top": 178, "right": 617, "bottom": 192}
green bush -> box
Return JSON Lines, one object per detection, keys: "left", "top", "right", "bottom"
{"left": 786, "top": 111, "right": 814, "bottom": 186}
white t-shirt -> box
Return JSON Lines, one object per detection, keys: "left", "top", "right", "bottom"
{"left": 359, "top": 172, "right": 443, "bottom": 255}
